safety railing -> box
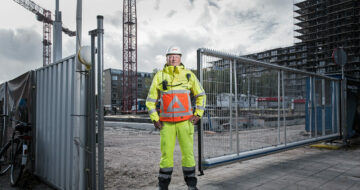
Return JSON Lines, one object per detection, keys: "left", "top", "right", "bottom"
{"left": 197, "top": 48, "right": 341, "bottom": 172}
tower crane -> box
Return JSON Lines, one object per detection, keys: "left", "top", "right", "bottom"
{"left": 122, "top": 0, "right": 138, "bottom": 113}
{"left": 13, "top": 0, "right": 76, "bottom": 66}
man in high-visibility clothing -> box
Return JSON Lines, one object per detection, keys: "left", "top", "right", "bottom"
{"left": 146, "top": 46, "right": 206, "bottom": 190}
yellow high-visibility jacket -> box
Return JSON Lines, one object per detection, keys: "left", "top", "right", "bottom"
{"left": 146, "top": 64, "right": 206, "bottom": 122}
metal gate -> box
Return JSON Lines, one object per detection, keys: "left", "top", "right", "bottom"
{"left": 197, "top": 48, "right": 341, "bottom": 172}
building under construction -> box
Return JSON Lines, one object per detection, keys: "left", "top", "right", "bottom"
{"left": 245, "top": 0, "right": 360, "bottom": 80}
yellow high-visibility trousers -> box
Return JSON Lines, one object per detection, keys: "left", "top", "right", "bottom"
{"left": 159, "top": 120, "right": 195, "bottom": 168}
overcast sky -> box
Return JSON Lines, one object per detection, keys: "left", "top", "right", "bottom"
{"left": 0, "top": 0, "right": 295, "bottom": 83}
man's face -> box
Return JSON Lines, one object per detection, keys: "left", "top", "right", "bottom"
{"left": 166, "top": 54, "right": 181, "bottom": 66}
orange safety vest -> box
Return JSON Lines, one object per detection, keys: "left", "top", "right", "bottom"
{"left": 159, "top": 90, "right": 193, "bottom": 122}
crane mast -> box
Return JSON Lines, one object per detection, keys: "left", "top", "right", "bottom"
{"left": 122, "top": 0, "right": 138, "bottom": 113}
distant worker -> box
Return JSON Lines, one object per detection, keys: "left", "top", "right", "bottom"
{"left": 146, "top": 46, "right": 206, "bottom": 190}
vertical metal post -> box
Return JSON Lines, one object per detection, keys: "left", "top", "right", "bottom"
{"left": 341, "top": 79, "right": 347, "bottom": 141}
{"left": 314, "top": 78, "right": 317, "bottom": 138}
{"left": 97, "top": 15, "right": 105, "bottom": 190}
{"left": 322, "top": 79, "right": 325, "bottom": 136}
{"left": 76, "top": 0, "right": 82, "bottom": 62}
{"left": 331, "top": 81, "right": 335, "bottom": 134}
{"left": 53, "top": 0, "right": 62, "bottom": 62}
{"left": 84, "top": 62, "right": 90, "bottom": 189}
{"left": 197, "top": 49, "right": 204, "bottom": 175}
{"left": 309, "top": 77, "right": 313, "bottom": 138}
{"left": 336, "top": 81, "right": 340, "bottom": 134}
{"left": 281, "top": 71, "right": 286, "bottom": 145}
{"left": 247, "top": 68, "right": 251, "bottom": 129}
{"left": 277, "top": 71, "right": 281, "bottom": 144}
{"left": 30, "top": 71, "right": 37, "bottom": 173}
{"left": 1, "top": 82, "right": 8, "bottom": 146}
{"left": 233, "top": 60, "right": 239, "bottom": 155}
{"left": 229, "top": 59, "right": 233, "bottom": 151}
{"left": 86, "top": 32, "right": 97, "bottom": 190}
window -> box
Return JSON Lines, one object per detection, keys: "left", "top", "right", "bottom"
{"left": 271, "top": 51, "right": 277, "bottom": 56}
{"left": 112, "top": 75, "right": 118, "bottom": 80}
{"left": 270, "top": 57, "right": 278, "bottom": 62}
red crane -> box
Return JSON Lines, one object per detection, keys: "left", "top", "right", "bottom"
{"left": 13, "top": 0, "right": 76, "bottom": 66}
{"left": 122, "top": 0, "right": 138, "bottom": 113}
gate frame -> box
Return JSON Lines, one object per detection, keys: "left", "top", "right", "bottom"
{"left": 197, "top": 48, "right": 342, "bottom": 173}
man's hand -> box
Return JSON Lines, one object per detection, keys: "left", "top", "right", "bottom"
{"left": 153, "top": 120, "right": 163, "bottom": 129}
{"left": 189, "top": 115, "right": 200, "bottom": 125}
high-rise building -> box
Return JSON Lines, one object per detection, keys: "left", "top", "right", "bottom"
{"left": 294, "top": 0, "right": 359, "bottom": 79}
{"left": 245, "top": 0, "right": 359, "bottom": 80}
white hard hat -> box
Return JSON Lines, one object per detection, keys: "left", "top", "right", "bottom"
{"left": 166, "top": 46, "right": 182, "bottom": 56}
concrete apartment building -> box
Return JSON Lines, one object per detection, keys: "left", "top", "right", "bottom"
{"left": 245, "top": 0, "right": 359, "bottom": 80}
{"left": 104, "top": 69, "right": 153, "bottom": 108}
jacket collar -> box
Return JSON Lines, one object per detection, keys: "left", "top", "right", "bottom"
{"left": 163, "top": 63, "right": 184, "bottom": 75}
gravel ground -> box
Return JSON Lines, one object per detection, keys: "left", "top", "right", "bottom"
{"left": 103, "top": 123, "right": 316, "bottom": 189}
{"left": 0, "top": 122, "right": 339, "bottom": 190}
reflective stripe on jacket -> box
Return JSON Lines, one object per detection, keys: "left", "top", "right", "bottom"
{"left": 160, "top": 90, "right": 192, "bottom": 122}
{"left": 146, "top": 64, "right": 206, "bottom": 122}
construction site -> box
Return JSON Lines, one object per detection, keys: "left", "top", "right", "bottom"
{"left": 0, "top": 0, "right": 360, "bottom": 190}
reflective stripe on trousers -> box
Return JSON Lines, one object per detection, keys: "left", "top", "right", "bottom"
{"left": 159, "top": 167, "right": 173, "bottom": 179}
{"left": 182, "top": 166, "right": 196, "bottom": 177}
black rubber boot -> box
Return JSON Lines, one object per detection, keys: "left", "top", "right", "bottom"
{"left": 183, "top": 167, "right": 198, "bottom": 190}
{"left": 158, "top": 177, "right": 171, "bottom": 190}
{"left": 158, "top": 168, "right": 173, "bottom": 190}
{"left": 184, "top": 176, "right": 198, "bottom": 190}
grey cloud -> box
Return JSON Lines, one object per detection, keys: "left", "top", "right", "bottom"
{"left": 0, "top": 28, "right": 42, "bottom": 62}
{"left": 207, "top": 0, "right": 220, "bottom": 9}
{"left": 105, "top": 40, "right": 122, "bottom": 63}
{"left": 166, "top": 10, "right": 177, "bottom": 18}
{"left": 142, "top": 20, "right": 149, "bottom": 26}
{"left": 186, "top": 0, "right": 196, "bottom": 10}
{"left": 154, "top": 0, "right": 160, "bottom": 10}
{"left": 0, "top": 28, "right": 42, "bottom": 83}
{"left": 62, "top": 39, "right": 76, "bottom": 58}
{"left": 197, "top": 4, "right": 212, "bottom": 32}
{"left": 234, "top": 10, "right": 261, "bottom": 24}
{"left": 137, "top": 31, "right": 209, "bottom": 71}
{"left": 105, "top": 10, "right": 122, "bottom": 26}
{"left": 103, "top": 30, "right": 208, "bottom": 73}
{"left": 250, "top": 21, "right": 279, "bottom": 41}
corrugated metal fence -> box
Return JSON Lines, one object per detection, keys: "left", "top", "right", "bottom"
{"left": 34, "top": 55, "right": 86, "bottom": 189}
{"left": 0, "top": 16, "right": 104, "bottom": 190}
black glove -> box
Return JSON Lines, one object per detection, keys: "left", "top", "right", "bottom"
{"left": 153, "top": 120, "right": 163, "bottom": 129}
{"left": 189, "top": 115, "right": 200, "bottom": 125}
